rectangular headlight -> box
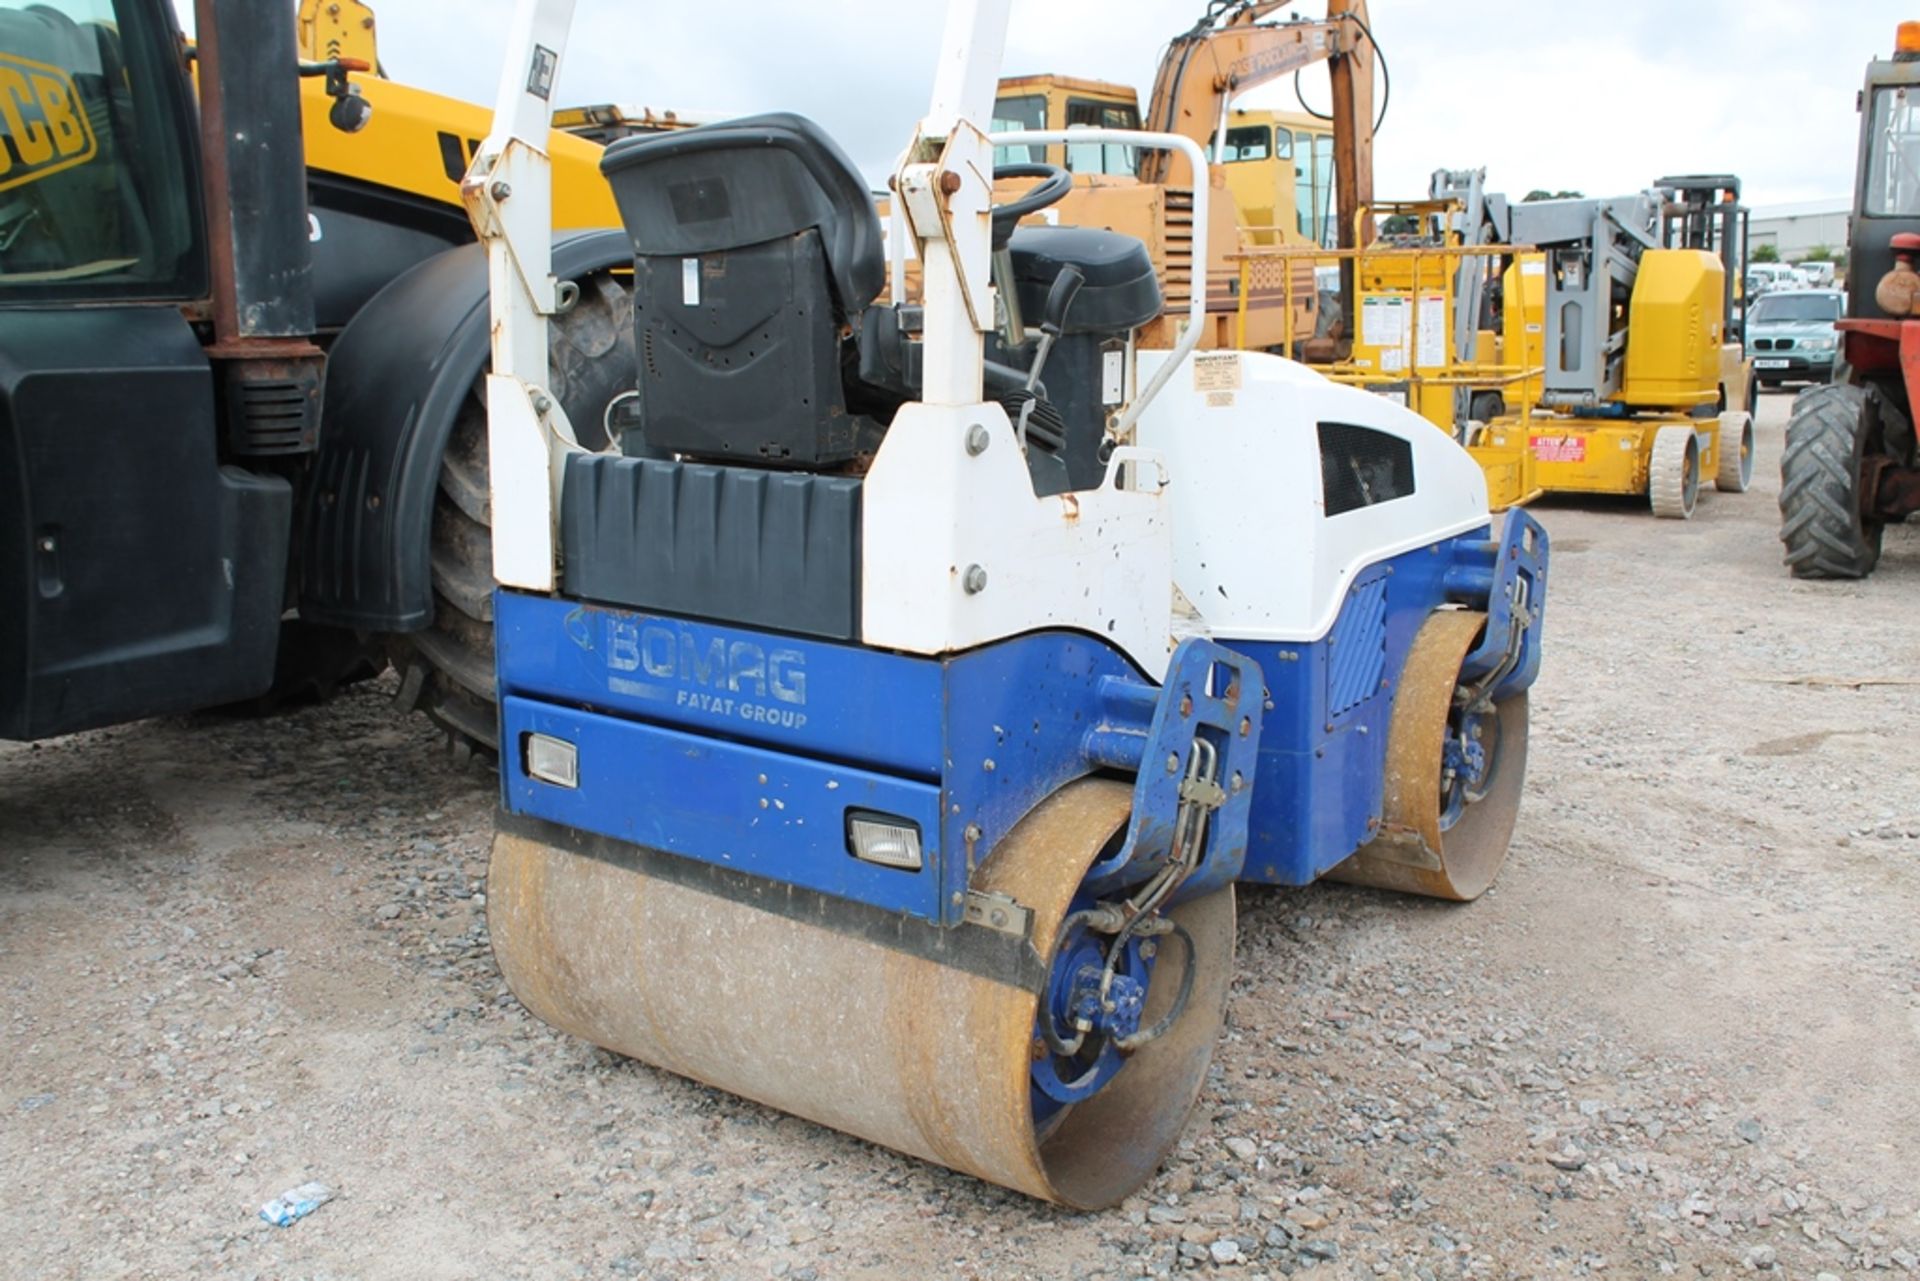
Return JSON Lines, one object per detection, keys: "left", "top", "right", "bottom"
{"left": 524, "top": 733, "right": 579, "bottom": 789}
{"left": 846, "top": 812, "right": 923, "bottom": 871}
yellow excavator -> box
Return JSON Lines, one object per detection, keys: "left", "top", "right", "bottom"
{"left": 988, "top": 0, "right": 1378, "bottom": 350}
{"left": 990, "top": 84, "right": 1338, "bottom": 247}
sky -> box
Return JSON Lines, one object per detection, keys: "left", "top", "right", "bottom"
{"left": 192, "top": 1, "right": 1917, "bottom": 210}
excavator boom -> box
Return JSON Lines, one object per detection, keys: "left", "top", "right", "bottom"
{"left": 1143, "top": 0, "right": 1374, "bottom": 253}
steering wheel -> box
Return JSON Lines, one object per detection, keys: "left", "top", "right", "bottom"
{"left": 991, "top": 162, "right": 1073, "bottom": 250}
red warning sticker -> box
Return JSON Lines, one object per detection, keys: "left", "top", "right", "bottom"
{"left": 1530, "top": 434, "right": 1586, "bottom": 463}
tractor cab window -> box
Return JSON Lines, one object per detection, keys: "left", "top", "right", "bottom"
{"left": 1220, "top": 125, "right": 1270, "bottom": 163}
{"left": 0, "top": 0, "right": 203, "bottom": 302}
{"left": 991, "top": 94, "right": 1046, "bottom": 166}
{"left": 1866, "top": 84, "right": 1920, "bottom": 216}
{"left": 1063, "top": 98, "right": 1139, "bottom": 176}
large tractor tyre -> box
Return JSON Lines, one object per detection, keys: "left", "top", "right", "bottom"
{"left": 390, "top": 271, "right": 636, "bottom": 759}
{"left": 1779, "top": 383, "right": 1884, "bottom": 580}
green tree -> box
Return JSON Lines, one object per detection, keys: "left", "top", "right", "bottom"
{"left": 1803, "top": 244, "right": 1835, "bottom": 263}
{"left": 1752, "top": 243, "right": 1781, "bottom": 263}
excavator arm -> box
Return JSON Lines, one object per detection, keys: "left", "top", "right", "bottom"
{"left": 1143, "top": 0, "right": 1375, "bottom": 254}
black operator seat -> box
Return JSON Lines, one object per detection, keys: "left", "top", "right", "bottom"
{"left": 599, "top": 112, "right": 886, "bottom": 468}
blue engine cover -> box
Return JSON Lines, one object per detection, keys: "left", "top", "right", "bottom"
{"left": 495, "top": 520, "right": 1545, "bottom": 917}
{"left": 1228, "top": 516, "right": 1547, "bottom": 885}
{"left": 497, "top": 596, "right": 1261, "bottom": 926}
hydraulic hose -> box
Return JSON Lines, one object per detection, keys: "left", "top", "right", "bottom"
{"left": 1294, "top": 10, "right": 1391, "bottom": 135}
{"left": 1115, "top": 920, "right": 1198, "bottom": 1052}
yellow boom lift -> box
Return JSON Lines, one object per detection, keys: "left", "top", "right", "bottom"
{"left": 1226, "top": 168, "right": 1547, "bottom": 505}
{"left": 1229, "top": 173, "right": 1755, "bottom": 516}
{"left": 1474, "top": 176, "right": 1755, "bottom": 518}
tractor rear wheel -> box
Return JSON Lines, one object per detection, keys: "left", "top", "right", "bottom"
{"left": 390, "top": 270, "right": 636, "bottom": 758}
{"left": 1779, "top": 383, "right": 1884, "bottom": 579}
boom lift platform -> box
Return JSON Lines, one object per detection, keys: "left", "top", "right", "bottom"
{"left": 1475, "top": 176, "right": 1756, "bottom": 518}
{"left": 470, "top": 0, "right": 1548, "bottom": 1205}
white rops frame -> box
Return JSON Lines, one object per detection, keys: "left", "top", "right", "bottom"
{"left": 468, "top": 0, "right": 1217, "bottom": 679}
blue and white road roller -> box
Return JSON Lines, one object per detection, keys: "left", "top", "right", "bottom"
{"left": 464, "top": 0, "right": 1547, "bottom": 1208}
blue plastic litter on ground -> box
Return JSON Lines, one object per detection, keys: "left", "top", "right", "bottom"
{"left": 259, "top": 1182, "right": 333, "bottom": 1227}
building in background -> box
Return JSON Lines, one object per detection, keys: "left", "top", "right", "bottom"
{"left": 1748, "top": 197, "right": 1850, "bottom": 263}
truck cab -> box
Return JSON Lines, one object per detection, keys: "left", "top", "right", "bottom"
{"left": 990, "top": 75, "right": 1143, "bottom": 178}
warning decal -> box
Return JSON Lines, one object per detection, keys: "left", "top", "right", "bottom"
{"left": 1530, "top": 434, "right": 1586, "bottom": 464}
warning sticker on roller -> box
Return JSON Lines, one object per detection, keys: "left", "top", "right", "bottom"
{"left": 1530, "top": 434, "right": 1586, "bottom": 463}
{"left": 1192, "top": 351, "right": 1242, "bottom": 393}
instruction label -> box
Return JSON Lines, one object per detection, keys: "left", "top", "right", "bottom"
{"left": 1416, "top": 294, "right": 1448, "bottom": 369}
{"left": 1530, "top": 434, "right": 1586, "bottom": 464}
{"left": 1192, "top": 351, "right": 1242, "bottom": 393}
{"left": 1360, "top": 296, "right": 1407, "bottom": 349}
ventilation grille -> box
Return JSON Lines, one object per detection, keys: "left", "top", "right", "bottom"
{"left": 1327, "top": 572, "right": 1388, "bottom": 718}
{"left": 225, "top": 369, "right": 322, "bottom": 456}
{"left": 1162, "top": 188, "right": 1195, "bottom": 308}
{"left": 1318, "top": 421, "right": 1415, "bottom": 516}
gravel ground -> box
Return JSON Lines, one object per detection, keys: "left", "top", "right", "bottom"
{"left": 3, "top": 390, "right": 1917, "bottom": 1280}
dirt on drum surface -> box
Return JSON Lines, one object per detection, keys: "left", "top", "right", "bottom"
{"left": 3, "top": 390, "right": 1918, "bottom": 1280}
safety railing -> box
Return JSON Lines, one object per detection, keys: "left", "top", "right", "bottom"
{"left": 1227, "top": 239, "right": 1545, "bottom": 426}
{"left": 986, "top": 127, "right": 1210, "bottom": 437}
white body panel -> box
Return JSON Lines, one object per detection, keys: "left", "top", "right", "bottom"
{"left": 1135, "top": 349, "right": 1492, "bottom": 644}
{"left": 860, "top": 403, "right": 1174, "bottom": 679}
{"left": 465, "top": 0, "right": 581, "bottom": 592}
{"left": 901, "top": 0, "right": 1010, "bottom": 403}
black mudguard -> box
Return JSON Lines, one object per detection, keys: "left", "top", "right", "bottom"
{"left": 297, "top": 230, "right": 629, "bottom": 632}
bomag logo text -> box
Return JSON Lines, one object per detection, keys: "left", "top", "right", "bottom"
{"left": 0, "top": 55, "right": 97, "bottom": 193}
{"left": 607, "top": 619, "right": 807, "bottom": 728}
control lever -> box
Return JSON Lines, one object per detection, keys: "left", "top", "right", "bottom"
{"left": 1027, "top": 265, "right": 1085, "bottom": 386}
{"left": 1015, "top": 265, "right": 1084, "bottom": 453}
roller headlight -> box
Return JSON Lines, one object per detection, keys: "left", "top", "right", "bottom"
{"left": 524, "top": 733, "right": 579, "bottom": 788}
{"left": 846, "top": 812, "right": 924, "bottom": 870}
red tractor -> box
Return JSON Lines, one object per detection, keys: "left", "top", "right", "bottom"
{"left": 1780, "top": 22, "right": 1920, "bottom": 577}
